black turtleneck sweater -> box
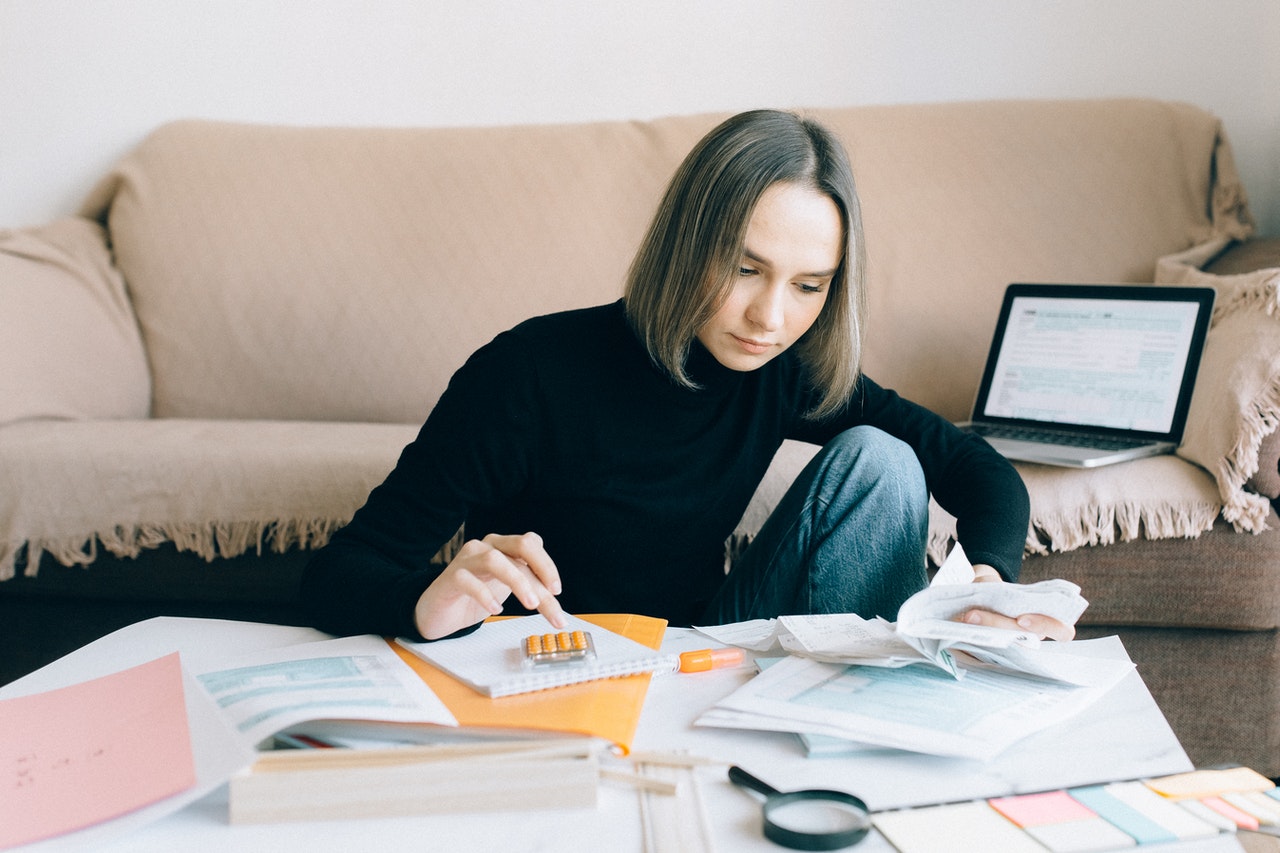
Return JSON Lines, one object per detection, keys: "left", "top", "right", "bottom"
{"left": 301, "top": 300, "right": 1028, "bottom": 638}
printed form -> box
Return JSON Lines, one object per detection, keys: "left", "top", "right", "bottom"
{"left": 197, "top": 634, "right": 456, "bottom": 746}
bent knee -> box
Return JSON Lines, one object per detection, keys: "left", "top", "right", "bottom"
{"left": 826, "top": 427, "right": 926, "bottom": 496}
{"left": 828, "top": 426, "right": 917, "bottom": 467}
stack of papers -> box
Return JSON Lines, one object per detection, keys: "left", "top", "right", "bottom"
{"left": 692, "top": 545, "right": 1131, "bottom": 761}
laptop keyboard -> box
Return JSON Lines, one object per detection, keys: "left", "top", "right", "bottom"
{"left": 970, "top": 423, "right": 1150, "bottom": 451}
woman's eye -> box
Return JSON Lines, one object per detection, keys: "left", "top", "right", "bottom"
{"left": 738, "top": 267, "right": 758, "bottom": 277}
{"left": 797, "top": 282, "right": 825, "bottom": 294}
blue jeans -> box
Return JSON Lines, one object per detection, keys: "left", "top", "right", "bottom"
{"left": 701, "top": 426, "right": 929, "bottom": 623}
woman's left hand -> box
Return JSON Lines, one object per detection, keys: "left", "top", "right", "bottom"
{"left": 960, "top": 564, "right": 1076, "bottom": 642}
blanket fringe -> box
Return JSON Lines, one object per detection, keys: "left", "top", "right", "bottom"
{"left": 927, "top": 527, "right": 955, "bottom": 567}
{"left": 1210, "top": 268, "right": 1280, "bottom": 320}
{"left": 1, "top": 519, "right": 469, "bottom": 582}
{"left": 0, "top": 497, "right": 1229, "bottom": 584}
{"left": 1024, "top": 499, "right": 1220, "bottom": 555}
{"left": 913, "top": 497, "right": 1221, "bottom": 565}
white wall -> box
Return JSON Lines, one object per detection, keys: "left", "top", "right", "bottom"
{"left": 3, "top": 0, "right": 1278, "bottom": 235}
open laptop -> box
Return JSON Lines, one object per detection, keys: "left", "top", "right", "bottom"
{"left": 960, "top": 283, "right": 1216, "bottom": 468}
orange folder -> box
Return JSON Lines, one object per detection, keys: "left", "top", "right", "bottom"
{"left": 389, "top": 613, "right": 667, "bottom": 752}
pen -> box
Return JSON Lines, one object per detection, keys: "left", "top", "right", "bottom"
{"left": 677, "top": 647, "right": 745, "bottom": 673}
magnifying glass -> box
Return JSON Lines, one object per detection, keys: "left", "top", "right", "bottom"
{"left": 729, "top": 765, "right": 871, "bottom": 850}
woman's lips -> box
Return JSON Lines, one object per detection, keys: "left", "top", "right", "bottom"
{"left": 732, "top": 335, "right": 773, "bottom": 355}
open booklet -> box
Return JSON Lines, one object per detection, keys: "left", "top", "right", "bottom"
{"left": 194, "top": 634, "right": 460, "bottom": 747}
{"left": 696, "top": 543, "right": 1092, "bottom": 683}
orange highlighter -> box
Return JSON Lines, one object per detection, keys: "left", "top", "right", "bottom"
{"left": 677, "top": 647, "right": 745, "bottom": 673}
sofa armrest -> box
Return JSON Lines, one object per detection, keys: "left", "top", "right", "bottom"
{"left": 0, "top": 217, "right": 150, "bottom": 424}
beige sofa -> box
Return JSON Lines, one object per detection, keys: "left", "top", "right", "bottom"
{"left": 3, "top": 98, "right": 1279, "bottom": 773}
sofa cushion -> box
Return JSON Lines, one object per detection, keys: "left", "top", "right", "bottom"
{"left": 1156, "top": 239, "right": 1280, "bottom": 531}
{"left": 0, "top": 419, "right": 419, "bottom": 581}
{"left": 0, "top": 218, "right": 150, "bottom": 424}
{"left": 78, "top": 119, "right": 687, "bottom": 423}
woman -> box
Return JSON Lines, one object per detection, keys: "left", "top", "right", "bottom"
{"left": 301, "top": 109, "right": 1073, "bottom": 644}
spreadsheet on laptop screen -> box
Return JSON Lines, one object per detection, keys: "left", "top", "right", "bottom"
{"left": 982, "top": 295, "right": 1203, "bottom": 433}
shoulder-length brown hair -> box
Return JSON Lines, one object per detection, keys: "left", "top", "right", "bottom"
{"left": 623, "top": 109, "right": 866, "bottom": 421}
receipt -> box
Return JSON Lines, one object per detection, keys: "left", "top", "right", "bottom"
{"left": 897, "top": 578, "right": 1089, "bottom": 647}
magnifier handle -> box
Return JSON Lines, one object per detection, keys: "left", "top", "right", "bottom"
{"left": 728, "top": 765, "right": 782, "bottom": 798}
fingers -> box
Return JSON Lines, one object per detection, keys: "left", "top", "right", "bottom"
{"left": 971, "top": 564, "right": 1003, "bottom": 583}
{"left": 415, "top": 532, "right": 567, "bottom": 639}
{"left": 1015, "top": 612, "right": 1076, "bottom": 643}
{"left": 962, "top": 608, "right": 1076, "bottom": 642}
{"left": 463, "top": 533, "right": 566, "bottom": 627}
{"left": 483, "top": 532, "right": 562, "bottom": 597}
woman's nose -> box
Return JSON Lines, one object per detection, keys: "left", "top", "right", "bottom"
{"left": 746, "top": 284, "right": 785, "bottom": 330}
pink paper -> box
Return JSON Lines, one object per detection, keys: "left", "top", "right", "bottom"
{"left": 989, "top": 790, "right": 1098, "bottom": 827}
{"left": 1, "top": 652, "right": 197, "bottom": 849}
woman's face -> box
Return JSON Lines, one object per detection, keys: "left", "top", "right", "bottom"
{"left": 696, "top": 182, "right": 843, "bottom": 372}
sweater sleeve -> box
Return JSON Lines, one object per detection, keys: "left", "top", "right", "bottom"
{"left": 300, "top": 333, "right": 542, "bottom": 638}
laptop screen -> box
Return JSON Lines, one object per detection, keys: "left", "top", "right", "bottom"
{"left": 972, "top": 284, "right": 1216, "bottom": 440}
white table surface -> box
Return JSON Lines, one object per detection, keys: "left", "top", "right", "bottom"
{"left": 5, "top": 618, "right": 1245, "bottom": 853}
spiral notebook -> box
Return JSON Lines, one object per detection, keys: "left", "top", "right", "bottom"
{"left": 396, "top": 614, "right": 678, "bottom": 698}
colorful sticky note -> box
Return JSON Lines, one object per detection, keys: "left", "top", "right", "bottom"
{"left": 989, "top": 790, "right": 1098, "bottom": 827}
{"left": 1025, "top": 818, "right": 1137, "bottom": 852}
{"left": 0, "top": 652, "right": 196, "bottom": 849}
{"left": 1203, "top": 795, "right": 1260, "bottom": 831}
{"left": 873, "top": 801, "right": 1044, "bottom": 853}
{"left": 1146, "top": 767, "right": 1276, "bottom": 800}
{"left": 1068, "top": 785, "right": 1176, "bottom": 844}
{"left": 989, "top": 789, "right": 1137, "bottom": 852}
{"left": 1178, "top": 799, "right": 1240, "bottom": 832}
{"left": 1103, "top": 781, "right": 1219, "bottom": 840}
{"left": 1225, "top": 791, "right": 1280, "bottom": 825}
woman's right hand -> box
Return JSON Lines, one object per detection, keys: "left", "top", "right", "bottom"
{"left": 413, "top": 532, "right": 566, "bottom": 640}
